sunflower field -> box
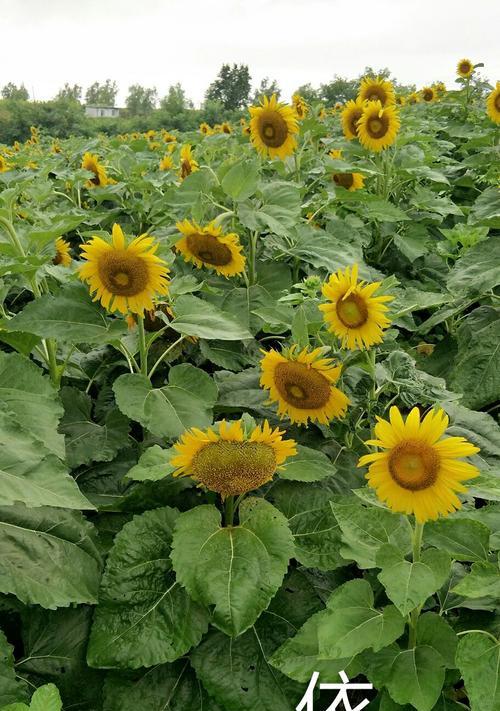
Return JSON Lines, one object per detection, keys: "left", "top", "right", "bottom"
{"left": 0, "top": 65, "right": 499, "bottom": 711}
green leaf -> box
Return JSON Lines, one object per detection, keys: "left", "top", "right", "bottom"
{"left": 455, "top": 633, "right": 500, "bottom": 711}
{"left": 424, "top": 518, "right": 490, "bottom": 562}
{"left": 59, "top": 387, "right": 130, "bottom": 468}
{"left": 469, "top": 186, "right": 500, "bottom": 226}
{"left": 170, "top": 295, "right": 252, "bottom": 340}
{"left": 0, "top": 505, "right": 101, "bottom": 608}
{"left": 199, "top": 339, "right": 257, "bottom": 371}
{"left": 291, "top": 305, "right": 308, "bottom": 348}
{"left": 171, "top": 498, "right": 294, "bottom": 636}
{"left": 416, "top": 612, "right": 458, "bottom": 668}
{"left": 0, "top": 352, "right": 65, "bottom": 458}
{"left": 221, "top": 159, "right": 259, "bottom": 201}
{"left": 447, "top": 237, "right": 500, "bottom": 295}
{"left": 6, "top": 284, "right": 126, "bottom": 344}
{"left": 468, "top": 473, "right": 500, "bottom": 502}
{"left": 377, "top": 545, "right": 451, "bottom": 616}
{"left": 113, "top": 364, "right": 217, "bottom": 438}
{"left": 331, "top": 497, "right": 412, "bottom": 568}
{"left": 385, "top": 646, "right": 445, "bottom": 711}
{"left": 316, "top": 579, "right": 405, "bottom": 659}
{"left": 87, "top": 507, "right": 208, "bottom": 669}
{"left": 279, "top": 445, "right": 337, "bottom": 482}
{"left": 125, "top": 445, "right": 175, "bottom": 481}
{"left": 442, "top": 402, "right": 500, "bottom": 463}
{"left": 452, "top": 562, "right": 500, "bottom": 598}
{"left": 0, "top": 630, "right": 29, "bottom": 707}
{"left": 29, "top": 684, "right": 62, "bottom": 711}
{"left": 0, "top": 410, "right": 92, "bottom": 510}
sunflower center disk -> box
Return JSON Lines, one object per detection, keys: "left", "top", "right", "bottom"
{"left": 495, "top": 95, "right": 500, "bottom": 111}
{"left": 349, "top": 112, "right": 362, "bottom": 135}
{"left": 367, "top": 117, "right": 387, "bottom": 138}
{"left": 334, "top": 173, "right": 354, "bottom": 189}
{"left": 186, "top": 234, "right": 233, "bottom": 266}
{"left": 388, "top": 440, "right": 439, "bottom": 491}
{"left": 274, "top": 361, "right": 331, "bottom": 410}
{"left": 180, "top": 160, "right": 192, "bottom": 179}
{"left": 191, "top": 441, "right": 277, "bottom": 497}
{"left": 98, "top": 252, "right": 150, "bottom": 296}
{"left": 336, "top": 293, "right": 369, "bottom": 328}
{"left": 258, "top": 110, "right": 289, "bottom": 148}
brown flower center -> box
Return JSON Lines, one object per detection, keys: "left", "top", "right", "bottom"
{"left": 98, "top": 251, "right": 150, "bottom": 296}
{"left": 388, "top": 440, "right": 439, "bottom": 491}
{"left": 192, "top": 441, "right": 276, "bottom": 497}
{"left": 186, "top": 233, "right": 233, "bottom": 266}
{"left": 274, "top": 361, "right": 331, "bottom": 410}
{"left": 53, "top": 252, "right": 63, "bottom": 266}
{"left": 258, "top": 110, "right": 289, "bottom": 148}
{"left": 366, "top": 115, "right": 388, "bottom": 138}
{"left": 495, "top": 94, "right": 500, "bottom": 111}
{"left": 459, "top": 61, "right": 472, "bottom": 75}
{"left": 422, "top": 90, "right": 434, "bottom": 102}
{"left": 333, "top": 173, "right": 354, "bottom": 189}
{"left": 364, "top": 86, "right": 387, "bottom": 104}
{"left": 180, "top": 159, "right": 192, "bottom": 179}
{"left": 336, "top": 293, "right": 368, "bottom": 328}
{"left": 348, "top": 109, "right": 363, "bottom": 136}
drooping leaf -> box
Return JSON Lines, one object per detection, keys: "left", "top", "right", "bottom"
{"left": 452, "top": 562, "right": 500, "bottom": 599}
{"left": 424, "top": 518, "right": 490, "bottom": 562}
{"left": 0, "top": 630, "right": 29, "bottom": 707}
{"left": 455, "top": 632, "right": 500, "bottom": 711}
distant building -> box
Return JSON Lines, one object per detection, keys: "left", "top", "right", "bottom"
{"left": 85, "top": 105, "right": 120, "bottom": 118}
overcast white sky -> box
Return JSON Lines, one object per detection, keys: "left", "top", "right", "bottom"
{"left": 1, "top": 0, "right": 498, "bottom": 106}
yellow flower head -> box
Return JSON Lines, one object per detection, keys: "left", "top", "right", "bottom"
{"left": 407, "top": 92, "right": 420, "bottom": 105}
{"left": 357, "top": 100, "right": 400, "bottom": 152}
{"left": 457, "top": 58, "right": 474, "bottom": 78}
{"left": 358, "top": 76, "right": 395, "bottom": 107}
{"left": 172, "top": 419, "right": 297, "bottom": 497}
{"left": 0, "top": 155, "right": 11, "bottom": 173}
{"left": 332, "top": 172, "right": 365, "bottom": 191}
{"left": 395, "top": 95, "right": 406, "bottom": 107}
{"left": 219, "top": 122, "right": 232, "bottom": 134}
{"left": 79, "top": 223, "right": 170, "bottom": 315}
{"left": 434, "top": 81, "right": 446, "bottom": 94}
{"left": 162, "top": 130, "right": 177, "bottom": 143}
{"left": 486, "top": 82, "right": 500, "bottom": 124}
{"left": 81, "top": 152, "right": 114, "bottom": 188}
{"left": 421, "top": 86, "right": 436, "bottom": 103}
{"left": 260, "top": 345, "right": 350, "bottom": 426}
{"left": 358, "top": 406, "right": 480, "bottom": 523}
{"left": 341, "top": 99, "right": 365, "bottom": 140}
{"left": 249, "top": 94, "right": 299, "bottom": 160}
{"left": 53, "top": 237, "right": 72, "bottom": 267}
{"left": 319, "top": 264, "right": 393, "bottom": 350}
{"left": 175, "top": 219, "right": 245, "bottom": 277}
{"left": 159, "top": 154, "right": 174, "bottom": 171}
{"left": 199, "top": 122, "right": 213, "bottom": 135}
{"left": 292, "top": 93, "right": 309, "bottom": 119}
{"left": 178, "top": 144, "right": 198, "bottom": 180}
{"left": 329, "top": 149, "right": 343, "bottom": 159}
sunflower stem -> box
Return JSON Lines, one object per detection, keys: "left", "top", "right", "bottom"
{"left": 224, "top": 495, "right": 235, "bottom": 527}
{"left": 148, "top": 336, "right": 186, "bottom": 379}
{"left": 408, "top": 520, "right": 425, "bottom": 648}
{"left": 137, "top": 314, "right": 149, "bottom": 378}
{"left": 248, "top": 231, "right": 258, "bottom": 285}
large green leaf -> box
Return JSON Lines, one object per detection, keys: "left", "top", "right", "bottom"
{"left": 87, "top": 507, "right": 208, "bottom": 669}
{"left": 6, "top": 284, "right": 126, "bottom": 343}
{"left": 385, "top": 646, "right": 446, "bottom": 711}
{"left": 29, "top": 684, "right": 62, "bottom": 711}
{"left": 0, "top": 630, "right": 29, "bottom": 707}
{"left": 279, "top": 444, "right": 337, "bottom": 482}
{"left": 113, "top": 363, "right": 217, "bottom": 438}
{"left": 424, "top": 518, "right": 490, "bottom": 562}
{"left": 377, "top": 544, "right": 451, "bottom": 616}
{"left": 447, "top": 237, "right": 500, "bottom": 295}
{"left": 0, "top": 352, "right": 64, "bottom": 458}
{"left": 221, "top": 158, "right": 259, "bottom": 201}
{"left": 416, "top": 612, "right": 458, "bottom": 668}
{"left": 170, "top": 295, "right": 252, "bottom": 340}
{"left": 452, "top": 562, "right": 500, "bottom": 598}
{"left": 171, "top": 498, "right": 294, "bottom": 636}
{"left": 0, "top": 505, "right": 101, "bottom": 608}
{"left": 455, "top": 633, "right": 500, "bottom": 711}
{"left": 125, "top": 444, "right": 175, "bottom": 481}
{"left": 316, "top": 579, "right": 405, "bottom": 659}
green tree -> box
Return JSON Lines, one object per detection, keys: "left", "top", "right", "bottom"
{"left": 56, "top": 83, "right": 82, "bottom": 102}
{"left": 1, "top": 82, "right": 29, "bottom": 100}
{"left": 160, "top": 83, "right": 193, "bottom": 114}
{"left": 252, "top": 77, "right": 281, "bottom": 103}
{"left": 205, "top": 64, "right": 251, "bottom": 110}
{"left": 320, "top": 76, "right": 358, "bottom": 105}
{"left": 125, "top": 85, "right": 158, "bottom": 116}
{"left": 85, "top": 80, "right": 119, "bottom": 106}
{"left": 293, "top": 83, "right": 320, "bottom": 103}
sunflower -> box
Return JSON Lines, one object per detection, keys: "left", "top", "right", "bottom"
{"left": 260, "top": 345, "right": 350, "bottom": 425}
{"left": 421, "top": 86, "right": 436, "bottom": 103}
{"left": 486, "top": 82, "right": 500, "bottom": 124}
{"left": 53, "top": 237, "right": 72, "bottom": 266}
{"left": 341, "top": 99, "right": 364, "bottom": 140}
{"left": 357, "top": 100, "right": 400, "bottom": 152}
{"left": 249, "top": 94, "right": 299, "bottom": 160}
{"left": 178, "top": 144, "right": 198, "bottom": 180}
{"left": 407, "top": 92, "right": 420, "bottom": 105}
{"left": 162, "top": 130, "right": 177, "bottom": 143}
{"left": 332, "top": 172, "right": 365, "bottom": 191}
{"left": 329, "top": 149, "right": 343, "bottom": 160}
{"left": 457, "top": 58, "right": 474, "bottom": 78}
{"left": 199, "top": 122, "right": 213, "bottom": 135}
{"left": 319, "top": 264, "right": 393, "bottom": 350}
{"left": 292, "top": 93, "right": 308, "bottom": 119}
{"left": 240, "top": 120, "right": 251, "bottom": 136}
{"left": 159, "top": 154, "right": 174, "bottom": 171}
{"left": 318, "top": 107, "right": 327, "bottom": 120}
{"left": 79, "top": 223, "right": 170, "bottom": 315}
{"left": 81, "top": 152, "right": 113, "bottom": 188}
{"left": 358, "top": 76, "right": 395, "bottom": 107}
{"left": 175, "top": 219, "right": 245, "bottom": 277}
{"left": 219, "top": 122, "right": 232, "bottom": 134}
{"left": 172, "top": 419, "right": 296, "bottom": 498}
{"left": 0, "top": 156, "right": 10, "bottom": 173}
{"left": 395, "top": 95, "right": 406, "bottom": 106}
{"left": 434, "top": 81, "right": 446, "bottom": 95}
{"left": 358, "top": 407, "right": 480, "bottom": 523}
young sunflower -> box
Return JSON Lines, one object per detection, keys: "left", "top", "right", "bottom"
{"left": 175, "top": 219, "right": 245, "bottom": 277}
{"left": 332, "top": 172, "right": 365, "bottom": 191}
{"left": 159, "top": 154, "right": 174, "bottom": 171}
{"left": 81, "top": 152, "right": 113, "bottom": 188}
{"left": 260, "top": 345, "right": 350, "bottom": 425}
{"left": 319, "top": 264, "right": 393, "bottom": 350}
{"left": 249, "top": 94, "right": 299, "bottom": 160}
{"left": 358, "top": 407, "right": 480, "bottom": 523}
{"left": 161, "top": 130, "right": 177, "bottom": 143}
{"left": 407, "top": 92, "right": 420, "bottom": 105}
{"left": 486, "top": 82, "right": 500, "bottom": 124}
{"left": 0, "top": 155, "right": 11, "bottom": 173}
{"left": 53, "top": 237, "right": 72, "bottom": 266}
{"left": 178, "top": 144, "right": 198, "bottom": 180}
{"left": 421, "top": 86, "right": 436, "bottom": 103}
{"left": 341, "top": 99, "right": 365, "bottom": 140}
{"left": 357, "top": 76, "right": 396, "bottom": 107}
{"left": 172, "top": 419, "right": 297, "bottom": 498}
{"left": 199, "top": 122, "right": 213, "bottom": 135}
{"left": 79, "top": 223, "right": 170, "bottom": 315}
{"left": 292, "top": 93, "right": 308, "bottom": 119}
{"left": 219, "top": 122, "right": 232, "bottom": 134}
{"left": 457, "top": 58, "right": 474, "bottom": 78}
{"left": 357, "top": 100, "right": 400, "bottom": 152}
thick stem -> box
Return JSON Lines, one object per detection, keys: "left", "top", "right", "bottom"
{"left": 137, "top": 314, "right": 148, "bottom": 378}
{"left": 408, "top": 520, "right": 425, "bottom": 648}
{"left": 248, "top": 231, "right": 258, "bottom": 286}
{"left": 148, "top": 336, "right": 186, "bottom": 379}
{"left": 224, "top": 495, "right": 235, "bottom": 527}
